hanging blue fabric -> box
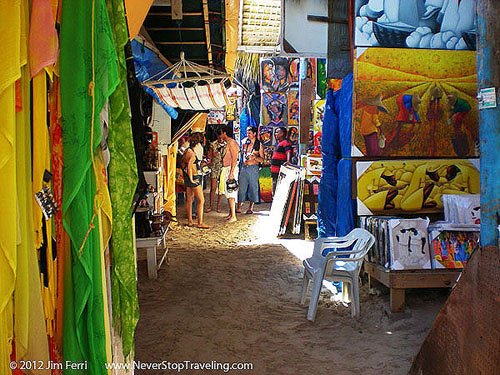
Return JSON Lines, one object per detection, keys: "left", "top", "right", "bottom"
{"left": 317, "top": 73, "right": 355, "bottom": 238}
{"left": 317, "top": 89, "right": 340, "bottom": 238}
{"left": 131, "top": 40, "right": 178, "bottom": 119}
{"left": 239, "top": 107, "right": 250, "bottom": 144}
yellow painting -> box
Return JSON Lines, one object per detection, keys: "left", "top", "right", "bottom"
{"left": 353, "top": 48, "right": 478, "bottom": 158}
{"left": 356, "top": 159, "right": 480, "bottom": 215}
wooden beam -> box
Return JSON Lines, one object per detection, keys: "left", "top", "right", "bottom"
{"left": 156, "top": 41, "right": 206, "bottom": 45}
{"left": 148, "top": 27, "right": 204, "bottom": 31}
{"left": 171, "top": 0, "right": 182, "bottom": 20}
{"left": 202, "top": 0, "right": 213, "bottom": 66}
{"left": 307, "top": 15, "right": 348, "bottom": 25}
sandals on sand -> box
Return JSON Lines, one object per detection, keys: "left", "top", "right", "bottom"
{"left": 245, "top": 209, "right": 254, "bottom": 215}
{"left": 197, "top": 224, "right": 210, "bottom": 229}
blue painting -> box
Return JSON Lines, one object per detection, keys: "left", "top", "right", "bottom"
{"left": 355, "top": 0, "right": 477, "bottom": 50}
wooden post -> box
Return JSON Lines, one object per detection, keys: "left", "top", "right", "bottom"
{"left": 171, "top": 0, "right": 182, "bottom": 20}
{"left": 477, "top": 0, "right": 500, "bottom": 246}
{"left": 327, "top": 0, "right": 351, "bottom": 79}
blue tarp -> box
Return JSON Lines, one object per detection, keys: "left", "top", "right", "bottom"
{"left": 131, "top": 40, "right": 178, "bottom": 119}
{"left": 317, "top": 73, "right": 356, "bottom": 238}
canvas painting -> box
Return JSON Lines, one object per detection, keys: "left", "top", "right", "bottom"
{"left": 259, "top": 125, "right": 274, "bottom": 148}
{"left": 356, "top": 159, "right": 480, "bottom": 215}
{"left": 303, "top": 175, "right": 320, "bottom": 220}
{"left": 262, "top": 92, "right": 288, "bottom": 128}
{"left": 389, "top": 218, "right": 432, "bottom": 270}
{"left": 259, "top": 166, "right": 273, "bottom": 203}
{"left": 207, "top": 109, "right": 226, "bottom": 124}
{"left": 289, "top": 58, "right": 317, "bottom": 90}
{"left": 317, "top": 58, "right": 327, "bottom": 99}
{"left": 261, "top": 57, "right": 291, "bottom": 93}
{"left": 288, "top": 90, "right": 299, "bottom": 125}
{"left": 353, "top": 48, "right": 478, "bottom": 157}
{"left": 355, "top": 0, "right": 477, "bottom": 50}
{"left": 429, "top": 225, "right": 480, "bottom": 269}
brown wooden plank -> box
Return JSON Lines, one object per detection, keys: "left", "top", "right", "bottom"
{"left": 389, "top": 270, "right": 461, "bottom": 289}
{"left": 364, "top": 262, "right": 391, "bottom": 287}
{"left": 299, "top": 77, "right": 313, "bottom": 143}
{"left": 171, "top": 0, "right": 183, "bottom": 19}
{"left": 390, "top": 288, "right": 406, "bottom": 313}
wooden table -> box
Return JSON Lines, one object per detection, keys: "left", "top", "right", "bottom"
{"left": 136, "top": 228, "right": 169, "bottom": 279}
{"left": 364, "top": 262, "right": 462, "bottom": 313}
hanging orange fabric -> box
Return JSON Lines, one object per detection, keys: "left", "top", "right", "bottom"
{"left": 29, "top": 0, "right": 59, "bottom": 77}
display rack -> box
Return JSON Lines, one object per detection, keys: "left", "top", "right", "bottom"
{"left": 364, "top": 262, "right": 462, "bottom": 313}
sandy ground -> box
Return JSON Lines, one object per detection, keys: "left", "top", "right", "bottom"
{"left": 135, "top": 195, "right": 448, "bottom": 374}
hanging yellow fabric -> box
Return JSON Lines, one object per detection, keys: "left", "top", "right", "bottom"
{"left": 0, "top": 1, "right": 21, "bottom": 373}
{"left": 164, "top": 143, "right": 178, "bottom": 218}
{"left": 224, "top": 0, "right": 240, "bottom": 74}
{"left": 14, "top": 65, "right": 50, "bottom": 375}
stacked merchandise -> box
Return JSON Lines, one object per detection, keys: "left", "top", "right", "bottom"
{"left": 258, "top": 57, "right": 326, "bottom": 202}
{"left": 361, "top": 217, "right": 432, "bottom": 270}
{"left": 429, "top": 194, "right": 481, "bottom": 269}
{"left": 269, "top": 164, "right": 306, "bottom": 236}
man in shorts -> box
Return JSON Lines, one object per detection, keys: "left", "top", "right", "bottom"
{"left": 219, "top": 124, "right": 240, "bottom": 223}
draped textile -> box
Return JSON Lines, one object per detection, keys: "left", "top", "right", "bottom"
{"left": 317, "top": 74, "right": 356, "bottom": 238}
{"left": 106, "top": 0, "right": 140, "bottom": 359}
{"left": 0, "top": 1, "right": 21, "bottom": 373}
{"left": 60, "top": 0, "right": 119, "bottom": 372}
{"left": 164, "top": 143, "right": 178, "bottom": 217}
{"left": 29, "top": 0, "right": 58, "bottom": 77}
{"left": 224, "top": 0, "right": 240, "bottom": 73}
{"left": 49, "top": 78, "right": 67, "bottom": 352}
{"left": 151, "top": 82, "right": 231, "bottom": 110}
{"left": 15, "top": 66, "right": 50, "bottom": 375}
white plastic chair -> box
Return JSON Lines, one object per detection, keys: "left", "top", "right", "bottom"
{"left": 300, "top": 228, "right": 375, "bottom": 321}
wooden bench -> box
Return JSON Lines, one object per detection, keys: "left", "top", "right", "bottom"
{"left": 364, "top": 262, "right": 461, "bottom": 313}
{"left": 136, "top": 226, "right": 169, "bottom": 279}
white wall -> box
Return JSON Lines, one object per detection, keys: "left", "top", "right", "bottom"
{"left": 283, "top": 0, "right": 328, "bottom": 56}
{"left": 151, "top": 101, "right": 172, "bottom": 154}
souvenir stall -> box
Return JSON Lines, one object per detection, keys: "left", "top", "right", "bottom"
{"left": 0, "top": 1, "right": 168, "bottom": 373}
{"left": 315, "top": 0, "right": 482, "bottom": 313}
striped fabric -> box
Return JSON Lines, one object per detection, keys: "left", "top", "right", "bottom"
{"left": 151, "top": 82, "right": 230, "bottom": 110}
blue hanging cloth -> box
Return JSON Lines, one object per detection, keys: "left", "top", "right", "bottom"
{"left": 317, "top": 73, "right": 355, "bottom": 238}
{"left": 131, "top": 40, "right": 178, "bottom": 119}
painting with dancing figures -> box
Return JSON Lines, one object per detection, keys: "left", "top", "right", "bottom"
{"left": 355, "top": 0, "right": 477, "bottom": 50}
{"left": 261, "top": 57, "right": 291, "bottom": 93}
{"left": 356, "top": 159, "right": 480, "bottom": 215}
{"left": 353, "top": 48, "right": 478, "bottom": 157}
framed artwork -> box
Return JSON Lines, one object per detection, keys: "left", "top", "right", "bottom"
{"left": 303, "top": 175, "right": 320, "bottom": 220}
{"left": 261, "top": 57, "right": 291, "bottom": 93}
{"left": 262, "top": 92, "right": 288, "bottom": 128}
{"left": 356, "top": 159, "right": 480, "bottom": 215}
{"left": 429, "top": 224, "right": 480, "bottom": 269}
{"left": 353, "top": 48, "right": 478, "bottom": 157}
{"left": 288, "top": 89, "right": 299, "bottom": 125}
{"left": 207, "top": 109, "right": 226, "bottom": 124}
{"left": 354, "top": 0, "right": 477, "bottom": 50}
{"left": 388, "top": 218, "right": 431, "bottom": 270}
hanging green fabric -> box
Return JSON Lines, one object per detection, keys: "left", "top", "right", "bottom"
{"left": 105, "top": 0, "right": 140, "bottom": 359}
{"left": 60, "top": 0, "right": 119, "bottom": 373}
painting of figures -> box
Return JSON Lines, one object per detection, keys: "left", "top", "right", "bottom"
{"left": 353, "top": 48, "right": 478, "bottom": 157}
{"left": 261, "top": 57, "right": 290, "bottom": 93}
{"left": 356, "top": 159, "right": 480, "bottom": 215}
{"left": 288, "top": 90, "right": 299, "bottom": 125}
{"left": 262, "top": 92, "right": 288, "bottom": 128}
{"left": 355, "top": 0, "right": 477, "bottom": 50}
